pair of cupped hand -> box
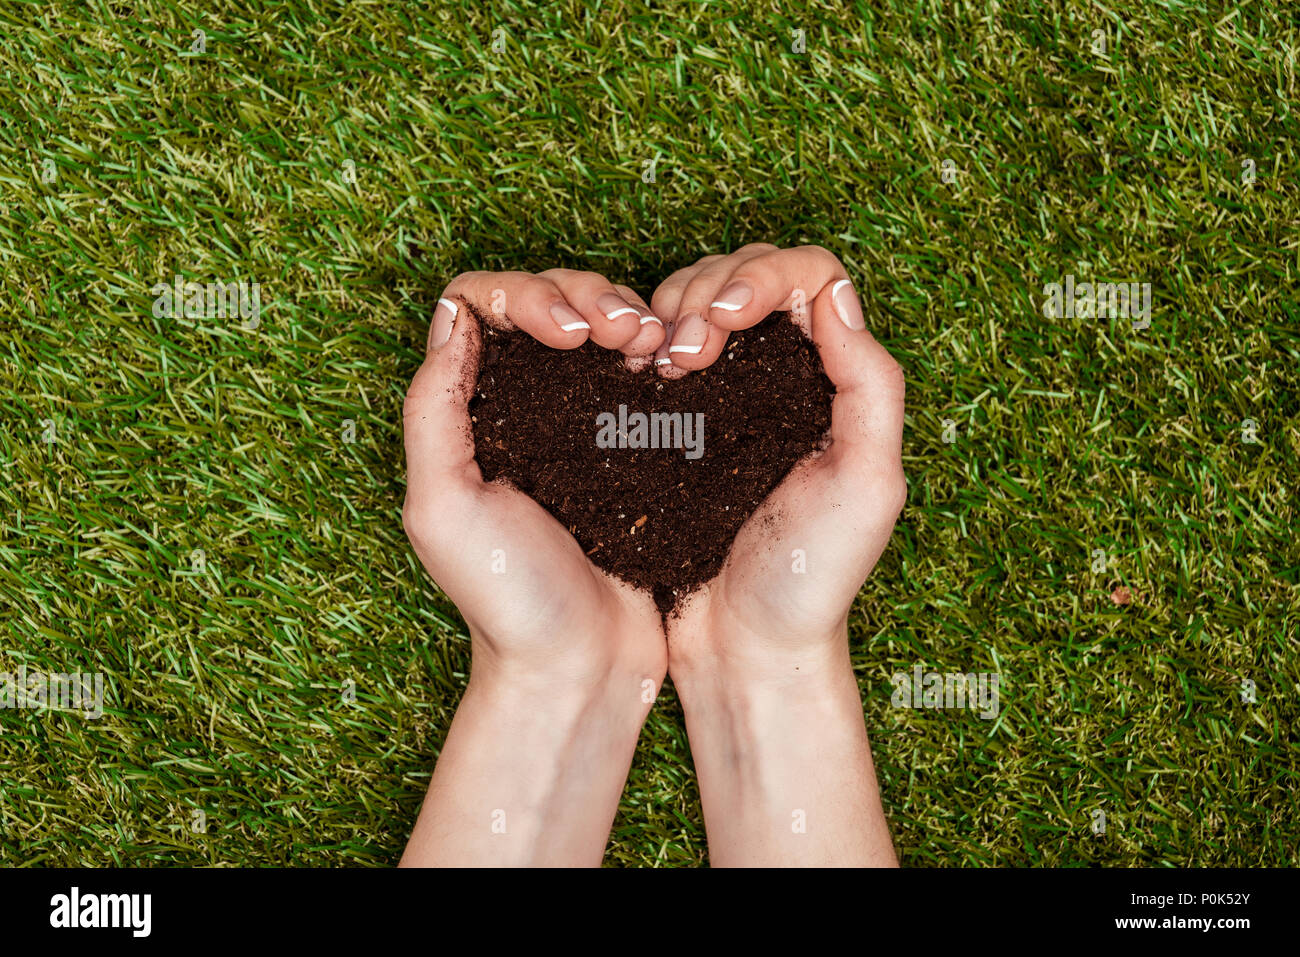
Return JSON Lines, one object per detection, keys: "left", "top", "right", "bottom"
{"left": 401, "top": 243, "right": 906, "bottom": 690}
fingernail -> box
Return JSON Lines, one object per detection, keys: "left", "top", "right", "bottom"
{"left": 596, "top": 293, "right": 639, "bottom": 321}
{"left": 668, "top": 312, "right": 708, "bottom": 358}
{"left": 431, "top": 298, "right": 457, "bottom": 349}
{"left": 550, "top": 301, "right": 590, "bottom": 333}
{"left": 710, "top": 281, "right": 753, "bottom": 313}
{"left": 832, "top": 279, "right": 865, "bottom": 330}
{"left": 640, "top": 314, "right": 663, "bottom": 327}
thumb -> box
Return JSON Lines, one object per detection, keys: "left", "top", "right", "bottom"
{"left": 402, "top": 296, "right": 483, "bottom": 523}
{"left": 810, "top": 280, "right": 906, "bottom": 487}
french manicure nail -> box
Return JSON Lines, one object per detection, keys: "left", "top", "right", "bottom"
{"left": 640, "top": 314, "right": 663, "bottom": 326}
{"left": 596, "top": 293, "right": 639, "bottom": 321}
{"left": 711, "top": 281, "right": 753, "bottom": 312}
{"left": 431, "top": 298, "right": 457, "bottom": 349}
{"left": 832, "top": 279, "right": 865, "bottom": 330}
{"left": 668, "top": 312, "right": 708, "bottom": 356}
{"left": 550, "top": 301, "right": 591, "bottom": 333}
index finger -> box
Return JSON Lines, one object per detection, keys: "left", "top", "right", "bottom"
{"left": 706, "top": 245, "right": 850, "bottom": 334}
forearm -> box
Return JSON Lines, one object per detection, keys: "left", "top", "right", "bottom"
{"left": 671, "top": 621, "right": 897, "bottom": 867}
{"left": 401, "top": 644, "right": 657, "bottom": 867}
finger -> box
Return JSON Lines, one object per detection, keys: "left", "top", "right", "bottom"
{"left": 707, "top": 245, "right": 849, "bottom": 334}
{"left": 403, "top": 295, "right": 483, "bottom": 529}
{"left": 664, "top": 309, "right": 730, "bottom": 372}
{"left": 672, "top": 243, "right": 776, "bottom": 325}
{"left": 652, "top": 320, "right": 688, "bottom": 379}
{"left": 537, "top": 268, "right": 647, "bottom": 350}
{"left": 809, "top": 280, "right": 905, "bottom": 483}
{"left": 443, "top": 271, "right": 591, "bottom": 349}
{"left": 660, "top": 246, "right": 774, "bottom": 372}
{"left": 649, "top": 253, "right": 726, "bottom": 323}
{"left": 611, "top": 284, "right": 666, "bottom": 364}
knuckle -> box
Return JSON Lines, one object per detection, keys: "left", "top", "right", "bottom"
{"left": 523, "top": 275, "right": 561, "bottom": 300}
{"left": 567, "top": 270, "right": 615, "bottom": 294}
{"left": 400, "top": 392, "right": 421, "bottom": 422}
{"left": 401, "top": 369, "right": 434, "bottom": 420}
{"left": 680, "top": 273, "right": 718, "bottom": 302}
{"left": 613, "top": 284, "right": 645, "bottom": 305}
{"left": 402, "top": 495, "right": 433, "bottom": 544}
{"left": 403, "top": 480, "right": 477, "bottom": 548}
{"left": 797, "top": 244, "right": 843, "bottom": 271}
{"left": 661, "top": 260, "right": 707, "bottom": 286}
{"left": 879, "top": 357, "right": 906, "bottom": 394}
{"left": 887, "top": 470, "right": 908, "bottom": 514}
{"left": 440, "top": 271, "right": 479, "bottom": 296}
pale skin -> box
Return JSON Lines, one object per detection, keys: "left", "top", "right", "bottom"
{"left": 399, "top": 246, "right": 905, "bottom": 867}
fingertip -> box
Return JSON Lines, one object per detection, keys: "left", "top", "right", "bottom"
{"left": 666, "top": 311, "right": 711, "bottom": 370}
{"left": 830, "top": 279, "right": 866, "bottom": 331}
{"left": 620, "top": 313, "right": 667, "bottom": 356}
{"left": 811, "top": 282, "right": 897, "bottom": 391}
{"left": 707, "top": 278, "right": 753, "bottom": 321}
{"left": 653, "top": 321, "right": 687, "bottom": 378}
{"left": 428, "top": 294, "right": 479, "bottom": 368}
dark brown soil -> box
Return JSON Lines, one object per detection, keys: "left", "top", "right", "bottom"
{"left": 469, "top": 309, "right": 833, "bottom": 615}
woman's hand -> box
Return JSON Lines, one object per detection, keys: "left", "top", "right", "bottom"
{"left": 400, "top": 269, "right": 667, "bottom": 866}
{"left": 651, "top": 245, "right": 906, "bottom": 866}
{"left": 654, "top": 244, "right": 906, "bottom": 664}
{"left": 402, "top": 269, "right": 668, "bottom": 681}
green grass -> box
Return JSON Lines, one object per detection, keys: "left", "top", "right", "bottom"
{"left": 1, "top": 0, "right": 1297, "bottom": 866}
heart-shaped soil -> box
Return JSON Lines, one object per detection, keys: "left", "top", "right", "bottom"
{"left": 469, "top": 309, "right": 833, "bottom": 614}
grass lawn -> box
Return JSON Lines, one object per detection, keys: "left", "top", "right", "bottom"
{"left": 1, "top": 0, "right": 1297, "bottom": 866}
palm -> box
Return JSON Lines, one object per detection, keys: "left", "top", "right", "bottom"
{"left": 708, "top": 422, "right": 903, "bottom": 648}
{"left": 448, "top": 480, "right": 638, "bottom": 658}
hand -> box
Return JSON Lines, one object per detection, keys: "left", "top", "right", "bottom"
{"left": 653, "top": 244, "right": 906, "bottom": 663}
{"left": 650, "top": 244, "right": 906, "bottom": 866}
{"left": 402, "top": 268, "right": 668, "bottom": 679}
{"left": 400, "top": 269, "right": 668, "bottom": 866}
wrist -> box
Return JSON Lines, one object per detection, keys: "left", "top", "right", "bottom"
{"left": 668, "top": 602, "right": 850, "bottom": 691}
{"left": 409, "top": 617, "right": 664, "bottom": 867}
{"left": 667, "top": 612, "right": 891, "bottom": 867}
{"left": 467, "top": 616, "right": 666, "bottom": 715}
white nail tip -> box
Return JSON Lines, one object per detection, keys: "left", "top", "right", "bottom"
{"left": 560, "top": 321, "right": 591, "bottom": 332}
{"left": 669, "top": 344, "right": 703, "bottom": 354}
{"left": 831, "top": 280, "right": 857, "bottom": 326}
{"left": 640, "top": 315, "right": 663, "bottom": 326}
{"left": 710, "top": 300, "right": 743, "bottom": 311}
{"left": 437, "top": 298, "right": 459, "bottom": 317}
{"left": 605, "top": 307, "right": 639, "bottom": 319}
{"left": 654, "top": 357, "right": 673, "bottom": 366}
